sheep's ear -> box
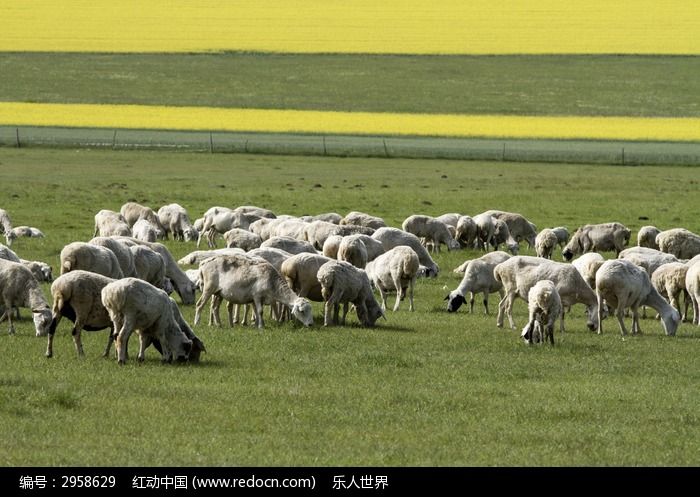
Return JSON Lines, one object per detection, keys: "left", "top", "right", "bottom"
{"left": 443, "top": 294, "right": 450, "bottom": 301}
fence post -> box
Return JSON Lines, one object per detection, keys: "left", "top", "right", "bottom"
{"left": 502, "top": 142, "right": 506, "bottom": 161}
{"left": 621, "top": 147, "right": 625, "bottom": 165}
{"left": 112, "top": 130, "right": 117, "bottom": 149}
{"left": 322, "top": 136, "right": 327, "bottom": 156}
{"left": 15, "top": 127, "right": 20, "bottom": 148}
{"left": 383, "top": 139, "right": 389, "bottom": 158}
{"left": 209, "top": 132, "right": 214, "bottom": 153}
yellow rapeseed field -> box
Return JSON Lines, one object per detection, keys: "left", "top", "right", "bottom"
{"left": 2, "top": 102, "right": 699, "bottom": 142}
{"left": 1, "top": 0, "right": 698, "bottom": 54}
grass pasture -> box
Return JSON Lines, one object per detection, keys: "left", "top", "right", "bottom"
{"left": 0, "top": 147, "right": 699, "bottom": 466}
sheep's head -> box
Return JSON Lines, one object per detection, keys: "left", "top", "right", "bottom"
{"left": 184, "top": 226, "right": 199, "bottom": 242}
{"left": 445, "top": 292, "right": 466, "bottom": 312}
{"left": 661, "top": 307, "right": 681, "bottom": 336}
{"left": 33, "top": 307, "right": 52, "bottom": 337}
{"left": 507, "top": 242, "right": 520, "bottom": 255}
{"left": 291, "top": 298, "right": 314, "bottom": 327}
{"left": 447, "top": 239, "right": 461, "bottom": 251}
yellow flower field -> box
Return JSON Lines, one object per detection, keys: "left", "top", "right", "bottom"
{"left": 1, "top": 0, "right": 698, "bottom": 54}
{"left": 2, "top": 102, "right": 699, "bottom": 142}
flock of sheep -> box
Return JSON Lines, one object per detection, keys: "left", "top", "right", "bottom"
{"left": 1, "top": 202, "right": 699, "bottom": 365}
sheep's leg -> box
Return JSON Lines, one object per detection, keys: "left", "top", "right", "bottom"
{"left": 692, "top": 293, "right": 699, "bottom": 325}
{"left": 324, "top": 300, "right": 334, "bottom": 326}
{"left": 71, "top": 320, "right": 85, "bottom": 358}
{"left": 505, "top": 294, "right": 517, "bottom": 330}
{"left": 102, "top": 326, "right": 115, "bottom": 358}
{"left": 681, "top": 290, "right": 690, "bottom": 323}
{"left": 227, "top": 301, "right": 235, "bottom": 327}
{"left": 115, "top": 315, "right": 134, "bottom": 364}
{"left": 137, "top": 333, "right": 147, "bottom": 362}
{"left": 340, "top": 303, "right": 349, "bottom": 325}
{"left": 45, "top": 310, "right": 62, "bottom": 358}
{"left": 193, "top": 288, "right": 213, "bottom": 325}
{"left": 469, "top": 292, "right": 475, "bottom": 314}
{"left": 632, "top": 306, "right": 642, "bottom": 335}
{"left": 211, "top": 295, "right": 222, "bottom": 326}
{"left": 597, "top": 292, "right": 605, "bottom": 335}
{"left": 615, "top": 307, "right": 628, "bottom": 336}
{"left": 496, "top": 293, "right": 508, "bottom": 328}
{"left": 232, "top": 304, "right": 240, "bottom": 324}
{"left": 482, "top": 293, "right": 489, "bottom": 315}
{"left": 253, "top": 299, "right": 265, "bottom": 329}
{"left": 407, "top": 278, "right": 415, "bottom": 312}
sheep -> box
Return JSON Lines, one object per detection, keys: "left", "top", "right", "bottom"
{"left": 337, "top": 235, "right": 368, "bottom": 268}
{"left": 142, "top": 299, "right": 207, "bottom": 363}
{"left": 435, "top": 213, "right": 461, "bottom": 228}
{"left": 198, "top": 207, "right": 249, "bottom": 248}
{"left": 595, "top": 259, "right": 680, "bottom": 336}
{"left": 490, "top": 219, "right": 519, "bottom": 254}
{"left": 472, "top": 213, "right": 495, "bottom": 251}
{"left": 299, "top": 212, "right": 343, "bottom": 224}
{"left": 340, "top": 211, "right": 386, "bottom": 230}
{"left": 656, "top": 228, "right": 700, "bottom": 259}
{"left": 483, "top": 210, "right": 538, "bottom": 249}
{"left": 317, "top": 260, "right": 384, "bottom": 327}
{"left": 535, "top": 228, "right": 559, "bottom": 259}
{"left": 371, "top": 227, "right": 439, "bottom": 278}
{"left": 157, "top": 203, "right": 199, "bottom": 241}
{"left": 0, "top": 258, "right": 52, "bottom": 336}
{"left": 60, "top": 242, "right": 124, "bottom": 279}
{"left": 562, "top": 222, "right": 631, "bottom": 261}
{"left": 401, "top": 214, "right": 460, "bottom": 253}
{"left": 185, "top": 269, "right": 202, "bottom": 290}
{"left": 618, "top": 247, "right": 680, "bottom": 276}
{"left": 178, "top": 247, "right": 245, "bottom": 266}
{"left": 0, "top": 208, "right": 13, "bottom": 245}
{"left": 233, "top": 205, "right": 276, "bottom": 224}
{"left": 120, "top": 202, "right": 166, "bottom": 234}
{"left": 686, "top": 261, "right": 700, "bottom": 326}
{"left": 8, "top": 226, "right": 45, "bottom": 240}
{"left": 129, "top": 245, "right": 169, "bottom": 290}
{"left": 571, "top": 253, "right": 606, "bottom": 290}
{"left": 331, "top": 224, "right": 376, "bottom": 238}
{"left": 455, "top": 215, "right": 477, "bottom": 248}
{"left": 101, "top": 278, "right": 193, "bottom": 364}
{"left": 131, "top": 218, "right": 160, "bottom": 243}
{"left": 94, "top": 210, "right": 131, "bottom": 238}
{"left": 637, "top": 226, "right": 661, "bottom": 250}
{"left": 365, "top": 246, "right": 420, "bottom": 312}
{"left": 323, "top": 235, "right": 343, "bottom": 259}
{"left": 248, "top": 217, "right": 276, "bottom": 240}
{"left": 303, "top": 220, "right": 341, "bottom": 250}
{"left": 223, "top": 228, "right": 262, "bottom": 251}
{"left": 89, "top": 236, "right": 137, "bottom": 277}
{"left": 550, "top": 227, "right": 570, "bottom": 249}
{"left": 194, "top": 254, "right": 313, "bottom": 329}
{"left": 280, "top": 252, "right": 333, "bottom": 302}
{"left": 445, "top": 251, "right": 511, "bottom": 314}
{"left": 494, "top": 256, "right": 602, "bottom": 332}
{"left": 651, "top": 262, "right": 691, "bottom": 322}
{"left": 520, "top": 280, "right": 563, "bottom": 345}
{"left": 20, "top": 260, "right": 53, "bottom": 283}
{"left": 0, "top": 243, "right": 20, "bottom": 263}
{"left": 260, "top": 236, "right": 316, "bottom": 255}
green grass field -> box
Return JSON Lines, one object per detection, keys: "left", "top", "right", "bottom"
{"left": 0, "top": 147, "right": 698, "bottom": 466}
{"left": 1, "top": 53, "right": 699, "bottom": 117}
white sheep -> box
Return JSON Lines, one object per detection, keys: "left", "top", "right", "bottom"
{"left": 371, "top": 227, "right": 439, "bottom": 278}
{"left": 299, "top": 212, "right": 343, "bottom": 224}
{"left": 131, "top": 218, "right": 160, "bottom": 243}
{"left": 303, "top": 220, "right": 341, "bottom": 250}
{"left": 101, "top": 278, "right": 194, "bottom": 364}
{"left": 322, "top": 235, "right": 343, "bottom": 259}
{"left": 317, "top": 260, "right": 384, "bottom": 327}
{"left": 130, "top": 245, "right": 169, "bottom": 291}
{"left": 651, "top": 262, "right": 690, "bottom": 322}
{"left": 194, "top": 254, "right": 313, "bottom": 329}
{"left": 260, "top": 235, "right": 316, "bottom": 255}
{"left": 120, "top": 202, "right": 166, "bottom": 234}
{"left": 483, "top": 210, "right": 538, "bottom": 249}
{"left": 401, "top": 214, "right": 460, "bottom": 253}
{"left": 365, "top": 246, "right": 420, "bottom": 312}
{"left": 267, "top": 219, "right": 309, "bottom": 241}
{"left": 494, "top": 256, "right": 602, "bottom": 332}
{"left": 656, "top": 228, "right": 700, "bottom": 259}
{"left": 618, "top": 246, "right": 680, "bottom": 276}
{"left": 89, "top": 236, "right": 137, "bottom": 277}
{"left": 520, "top": 280, "right": 562, "bottom": 345}
{"left": 595, "top": 259, "right": 680, "bottom": 336}
{"left": 0, "top": 208, "right": 13, "bottom": 245}
{"left": 60, "top": 242, "right": 124, "bottom": 279}
{"left": 435, "top": 213, "right": 461, "bottom": 228}
{"left": 223, "top": 228, "right": 262, "bottom": 251}
{"left": 686, "top": 261, "right": 700, "bottom": 326}
{"left": 197, "top": 207, "right": 249, "bottom": 248}
{"left": 0, "top": 258, "right": 52, "bottom": 336}
{"left": 337, "top": 235, "right": 368, "bottom": 269}
{"left": 94, "top": 209, "right": 132, "bottom": 238}
{"left": 472, "top": 213, "right": 495, "bottom": 251}
{"left": 157, "top": 203, "right": 199, "bottom": 241}
{"left": 455, "top": 215, "right": 477, "bottom": 248}
{"left": 178, "top": 247, "right": 245, "bottom": 266}
{"left": 571, "top": 252, "right": 606, "bottom": 290}
{"left": 534, "top": 228, "right": 558, "bottom": 259}
{"left": 9, "top": 226, "right": 45, "bottom": 240}
{"left": 562, "top": 222, "right": 631, "bottom": 261}
{"left": 637, "top": 226, "right": 661, "bottom": 250}
{"left": 280, "top": 252, "right": 332, "bottom": 302}
{"left": 550, "top": 227, "right": 570, "bottom": 249}
{"left": 20, "top": 260, "right": 53, "bottom": 283}
{"left": 490, "top": 218, "right": 519, "bottom": 254}
{"left": 340, "top": 211, "right": 386, "bottom": 230}
{"left": 445, "top": 251, "right": 511, "bottom": 314}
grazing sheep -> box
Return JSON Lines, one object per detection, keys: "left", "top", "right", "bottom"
{"left": 651, "top": 262, "right": 691, "bottom": 322}
{"left": 0, "top": 258, "right": 52, "bottom": 336}
{"left": 337, "top": 235, "right": 370, "bottom": 269}
{"left": 300, "top": 212, "right": 343, "bottom": 224}
{"left": 435, "top": 213, "right": 461, "bottom": 228}
{"left": 223, "top": 228, "right": 262, "bottom": 251}
{"left": 131, "top": 219, "right": 160, "bottom": 243}
{"left": 20, "top": 260, "right": 53, "bottom": 283}
{"left": 101, "top": 278, "right": 193, "bottom": 364}
{"left": 595, "top": 259, "right": 680, "bottom": 336}
{"left": 656, "top": 228, "right": 700, "bottom": 259}
{"left": 317, "top": 260, "right": 384, "bottom": 327}
{"left": 331, "top": 224, "right": 376, "bottom": 238}
{"left": 371, "top": 227, "right": 439, "bottom": 278}
{"left": 445, "top": 251, "right": 511, "bottom": 314}
{"left": 0, "top": 243, "right": 20, "bottom": 263}
{"left": 260, "top": 236, "right": 316, "bottom": 255}
{"left": 157, "top": 203, "right": 199, "bottom": 241}
{"left": 178, "top": 247, "right": 245, "bottom": 266}
{"left": 94, "top": 210, "right": 131, "bottom": 238}
{"left": 340, "top": 211, "right": 386, "bottom": 230}
{"left": 618, "top": 246, "right": 680, "bottom": 276}
{"left": 9, "top": 226, "right": 45, "bottom": 240}
{"left": 185, "top": 269, "right": 202, "bottom": 290}
{"left": 494, "top": 256, "right": 602, "bottom": 332}
{"left": 520, "top": 280, "right": 562, "bottom": 345}
{"left": 562, "top": 222, "right": 631, "bottom": 261}
{"left": 535, "top": 228, "right": 560, "bottom": 259}
{"left": 60, "top": 242, "right": 124, "bottom": 279}
{"left": 323, "top": 235, "right": 343, "bottom": 259}
{"left": 303, "top": 220, "right": 341, "bottom": 250}
{"left": 550, "top": 227, "right": 570, "bottom": 249}
{"left": 637, "top": 226, "right": 661, "bottom": 250}
{"left": 686, "top": 261, "right": 700, "bottom": 326}
{"left": 246, "top": 247, "right": 293, "bottom": 273}
{"left": 89, "top": 236, "right": 137, "bottom": 277}
{"left": 130, "top": 245, "right": 169, "bottom": 290}
{"left": 280, "top": 252, "right": 333, "bottom": 302}
{"left": 198, "top": 207, "right": 249, "bottom": 248}
{"left": 490, "top": 219, "right": 519, "bottom": 255}
{"left": 472, "top": 213, "right": 495, "bottom": 251}
{"left": 483, "top": 210, "right": 538, "bottom": 249}
{"left": 455, "top": 216, "right": 478, "bottom": 249}
{"left": 120, "top": 202, "right": 166, "bottom": 234}
{"left": 401, "top": 214, "right": 460, "bottom": 253}
{"left": 571, "top": 253, "right": 606, "bottom": 290}
{"left": 365, "top": 246, "right": 420, "bottom": 312}
{"left": 0, "top": 208, "right": 13, "bottom": 245}
{"left": 194, "top": 254, "right": 313, "bottom": 329}
{"left": 248, "top": 217, "right": 277, "bottom": 240}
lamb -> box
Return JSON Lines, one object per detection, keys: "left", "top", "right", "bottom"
{"left": 60, "top": 242, "right": 124, "bottom": 279}
{"left": 93, "top": 210, "right": 131, "bottom": 238}
{"left": 8, "top": 226, "right": 45, "bottom": 240}
{"left": 490, "top": 219, "right": 519, "bottom": 254}
{"left": 445, "top": 251, "right": 511, "bottom": 314}
{"left": 686, "top": 261, "right": 700, "bottom": 326}
{"left": 535, "top": 228, "right": 560, "bottom": 259}
{"left": 178, "top": 247, "right": 245, "bottom": 266}
{"left": 224, "top": 228, "right": 262, "bottom": 251}
{"left": 595, "top": 259, "right": 680, "bottom": 336}
{"left": 656, "top": 228, "right": 700, "bottom": 259}
{"left": 194, "top": 254, "right": 313, "bottom": 329}
{"left": 483, "top": 210, "right": 538, "bottom": 249}
{"left": 455, "top": 215, "right": 477, "bottom": 248}
{"left": 571, "top": 253, "right": 606, "bottom": 290}
{"left": 494, "top": 256, "right": 602, "bottom": 332}
{"left": 401, "top": 214, "right": 460, "bottom": 253}
{"left": 157, "top": 203, "right": 199, "bottom": 241}
{"left": 562, "top": 222, "right": 631, "bottom": 261}
{"left": 0, "top": 208, "right": 13, "bottom": 245}
{"left": 260, "top": 236, "right": 316, "bottom": 255}
{"left": 101, "top": 278, "right": 193, "bottom": 364}
{"left": 365, "top": 246, "right": 420, "bottom": 312}
{"left": 337, "top": 235, "right": 368, "bottom": 268}
{"left": 371, "top": 227, "right": 439, "bottom": 278}
{"left": 317, "top": 260, "right": 384, "bottom": 327}
{"left": 0, "top": 258, "right": 52, "bottom": 336}
{"left": 637, "top": 226, "right": 661, "bottom": 250}
{"left": 131, "top": 219, "right": 160, "bottom": 243}
{"left": 280, "top": 252, "right": 333, "bottom": 302}
{"left": 120, "top": 202, "right": 166, "bottom": 235}
{"left": 651, "top": 262, "right": 691, "bottom": 322}
{"left": 520, "top": 280, "right": 563, "bottom": 345}
{"left": 322, "top": 235, "right": 343, "bottom": 259}
{"left": 340, "top": 211, "right": 387, "bottom": 230}
{"left": 550, "top": 227, "right": 570, "bottom": 249}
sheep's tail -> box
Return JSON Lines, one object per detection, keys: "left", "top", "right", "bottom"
{"left": 493, "top": 265, "right": 503, "bottom": 284}
{"left": 61, "top": 258, "right": 73, "bottom": 274}
{"left": 402, "top": 253, "right": 420, "bottom": 279}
